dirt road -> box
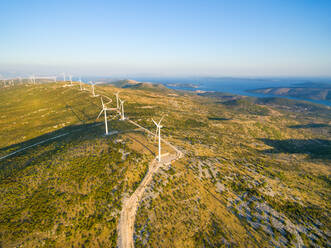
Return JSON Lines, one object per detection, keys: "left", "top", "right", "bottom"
{"left": 117, "top": 126, "right": 182, "bottom": 248}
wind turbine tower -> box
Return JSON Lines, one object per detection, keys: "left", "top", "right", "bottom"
{"left": 90, "top": 82, "right": 98, "bottom": 97}
{"left": 97, "top": 97, "right": 111, "bottom": 135}
{"left": 115, "top": 92, "right": 120, "bottom": 109}
{"left": 119, "top": 99, "right": 125, "bottom": 120}
{"left": 79, "top": 78, "right": 83, "bottom": 91}
{"left": 152, "top": 116, "right": 164, "bottom": 162}
{"left": 63, "top": 73, "right": 66, "bottom": 82}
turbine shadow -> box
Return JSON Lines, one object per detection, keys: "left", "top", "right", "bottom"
{"left": 125, "top": 132, "right": 155, "bottom": 156}
{"left": 65, "top": 104, "right": 97, "bottom": 123}
{"left": 208, "top": 117, "right": 231, "bottom": 121}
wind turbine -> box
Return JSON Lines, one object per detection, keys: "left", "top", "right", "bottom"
{"left": 62, "top": 73, "right": 66, "bottom": 81}
{"left": 115, "top": 92, "right": 120, "bottom": 109}
{"left": 97, "top": 97, "right": 113, "bottom": 135}
{"left": 119, "top": 99, "right": 125, "bottom": 120}
{"left": 90, "top": 82, "right": 98, "bottom": 97}
{"left": 79, "top": 77, "right": 83, "bottom": 91}
{"left": 31, "top": 74, "right": 36, "bottom": 84}
{"left": 152, "top": 116, "right": 164, "bottom": 162}
{"left": 67, "top": 75, "right": 73, "bottom": 86}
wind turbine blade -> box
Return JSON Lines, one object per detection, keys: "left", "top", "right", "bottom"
{"left": 152, "top": 119, "right": 158, "bottom": 126}
{"left": 158, "top": 115, "right": 165, "bottom": 125}
{"left": 103, "top": 95, "right": 112, "bottom": 104}
{"left": 97, "top": 109, "right": 104, "bottom": 119}
{"left": 100, "top": 97, "right": 104, "bottom": 107}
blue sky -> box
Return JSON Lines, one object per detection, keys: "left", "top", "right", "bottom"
{"left": 0, "top": 0, "right": 330, "bottom": 77}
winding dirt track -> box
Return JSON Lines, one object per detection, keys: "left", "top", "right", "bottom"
{"left": 118, "top": 153, "right": 181, "bottom": 248}
{"left": 118, "top": 120, "right": 183, "bottom": 248}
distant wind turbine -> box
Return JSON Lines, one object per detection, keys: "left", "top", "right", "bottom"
{"left": 119, "top": 99, "right": 125, "bottom": 120}
{"left": 79, "top": 78, "right": 83, "bottom": 90}
{"left": 30, "top": 74, "right": 36, "bottom": 84}
{"left": 90, "top": 82, "right": 99, "bottom": 97}
{"left": 152, "top": 116, "right": 164, "bottom": 162}
{"left": 115, "top": 92, "right": 120, "bottom": 109}
{"left": 97, "top": 97, "right": 114, "bottom": 135}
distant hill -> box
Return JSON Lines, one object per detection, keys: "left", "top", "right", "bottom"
{"left": 248, "top": 83, "right": 331, "bottom": 101}
{"left": 199, "top": 91, "right": 331, "bottom": 119}
{"left": 197, "top": 91, "right": 242, "bottom": 101}
{"left": 103, "top": 79, "right": 171, "bottom": 92}
{"left": 255, "top": 97, "right": 331, "bottom": 119}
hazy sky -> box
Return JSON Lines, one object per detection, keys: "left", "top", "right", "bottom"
{"left": 0, "top": 0, "right": 330, "bottom": 77}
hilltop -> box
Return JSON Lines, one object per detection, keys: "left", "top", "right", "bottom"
{"left": 248, "top": 83, "right": 331, "bottom": 101}
{"left": 103, "top": 79, "right": 170, "bottom": 92}
{"left": 0, "top": 80, "right": 330, "bottom": 247}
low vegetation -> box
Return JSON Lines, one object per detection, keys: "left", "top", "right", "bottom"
{"left": 0, "top": 81, "right": 330, "bottom": 247}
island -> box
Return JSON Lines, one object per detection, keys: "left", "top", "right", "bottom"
{"left": 248, "top": 82, "right": 331, "bottom": 101}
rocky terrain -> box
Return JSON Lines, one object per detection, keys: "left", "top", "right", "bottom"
{"left": 0, "top": 80, "right": 330, "bottom": 247}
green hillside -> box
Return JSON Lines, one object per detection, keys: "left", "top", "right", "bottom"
{"left": 0, "top": 82, "right": 152, "bottom": 247}
{"left": 0, "top": 81, "right": 330, "bottom": 247}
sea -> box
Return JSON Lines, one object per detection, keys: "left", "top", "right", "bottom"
{"left": 132, "top": 77, "right": 331, "bottom": 107}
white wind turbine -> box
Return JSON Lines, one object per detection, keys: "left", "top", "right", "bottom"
{"left": 31, "top": 74, "right": 36, "bottom": 84}
{"left": 115, "top": 92, "right": 120, "bottom": 109}
{"left": 119, "top": 99, "right": 125, "bottom": 120}
{"left": 90, "top": 82, "right": 99, "bottom": 97}
{"left": 97, "top": 97, "right": 113, "bottom": 135}
{"left": 69, "top": 75, "right": 73, "bottom": 86}
{"left": 79, "top": 77, "right": 83, "bottom": 91}
{"left": 62, "top": 73, "right": 66, "bottom": 81}
{"left": 152, "top": 116, "right": 164, "bottom": 162}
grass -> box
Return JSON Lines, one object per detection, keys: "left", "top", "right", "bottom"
{"left": 0, "top": 82, "right": 151, "bottom": 247}
{"left": 0, "top": 83, "right": 100, "bottom": 149}
{"left": 1, "top": 81, "right": 330, "bottom": 247}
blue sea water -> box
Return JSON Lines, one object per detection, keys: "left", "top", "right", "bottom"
{"left": 133, "top": 77, "right": 331, "bottom": 107}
